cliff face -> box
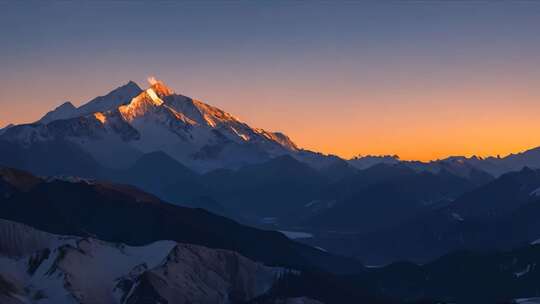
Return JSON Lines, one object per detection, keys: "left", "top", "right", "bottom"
{"left": 0, "top": 219, "right": 281, "bottom": 304}
{"left": 124, "top": 244, "right": 280, "bottom": 304}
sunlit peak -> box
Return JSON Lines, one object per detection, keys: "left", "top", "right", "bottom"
{"left": 147, "top": 76, "right": 158, "bottom": 86}
{"left": 145, "top": 88, "right": 164, "bottom": 105}
{"left": 147, "top": 76, "right": 173, "bottom": 96}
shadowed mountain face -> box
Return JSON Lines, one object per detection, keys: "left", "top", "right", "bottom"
{"left": 301, "top": 167, "right": 540, "bottom": 265}
{"left": 0, "top": 137, "right": 493, "bottom": 234}
{"left": 106, "top": 150, "right": 206, "bottom": 202}
{"left": 0, "top": 138, "right": 101, "bottom": 177}
{"left": 0, "top": 167, "right": 363, "bottom": 274}
{"left": 201, "top": 155, "right": 329, "bottom": 218}
{"left": 362, "top": 244, "right": 540, "bottom": 304}
{"left": 0, "top": 141, "right": 353, "bottom": 222}
{"left": 263, "top": 243, "right": 540, "bottom": 304}
{"left": 284, "top": 163, "right": 491, "bottom": 234}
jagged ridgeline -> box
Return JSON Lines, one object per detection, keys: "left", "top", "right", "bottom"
{"left": 0, "top": 78, "right": 334, "bottom": 176}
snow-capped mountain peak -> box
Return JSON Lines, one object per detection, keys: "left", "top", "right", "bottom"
{"left": 118, "top": 88, "right": 165, "bottom": 122}
{"left": 1, "top": 77, "right": 315, "bottom": 172}
{"left": 39, "top": 101, "right": 77, "bottom": 124}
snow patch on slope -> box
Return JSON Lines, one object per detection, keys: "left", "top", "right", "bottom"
{"left": 0, "top": 219, "right": 282, "bottom": 304}
{"left": 279, "top": 230, "right": 314, "bottom": 240}
{"left": 514, "top": 264, "right": 532, "bottom": 278}
{"left": 452, "top": 212, "right": 465, "bottom": 222}
{"left": 515, "top": 298, "right": 540, "bottom": 304}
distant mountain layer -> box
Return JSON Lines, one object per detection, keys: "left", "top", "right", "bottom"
{"left": 298, "top": 163, "right": 492, "bottom": 234}
{"left": 349, "top": 150, "right": 540, "bottom": 178}
{"left": 301, "top": 167, "right": 540, "bottom": 265}
{"left": 200, "top": 155, "right": 330, "bottom": 218}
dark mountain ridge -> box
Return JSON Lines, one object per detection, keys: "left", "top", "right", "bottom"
{"left": 291, "top": 163, "right": 492, "bottom": 233}
{"left": 304, "top": 167, "right": 540, "bottom": 265}
{"left": 0, "top": 166, "right": 363, "bottom": 274}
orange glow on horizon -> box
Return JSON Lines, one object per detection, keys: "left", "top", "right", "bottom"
{"left": 2, "top": 1, "right": 540, "bottom": 163}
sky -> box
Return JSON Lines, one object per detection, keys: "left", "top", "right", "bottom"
{"left": 1, "top": 1, "right": 540, "bottom": 161}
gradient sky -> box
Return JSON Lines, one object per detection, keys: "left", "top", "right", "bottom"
{"left": 1, "top": 1, "right": 540, "bottom": 161}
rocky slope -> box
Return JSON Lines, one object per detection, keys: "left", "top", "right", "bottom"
{"left": 0, "top": 219, "right": 282, "bottom": 304}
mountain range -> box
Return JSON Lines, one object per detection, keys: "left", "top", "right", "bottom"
{"left": 4, "top": 78, "right": 540, "bottom": 180}
{"left": 350, "top": 151, "right": 540, "bottom": 178}
{"left": 299, "top": 167, "right": 540, "bottom": 265}
{"left": 2, "top": 78, "right": 540, "bottom": 303}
